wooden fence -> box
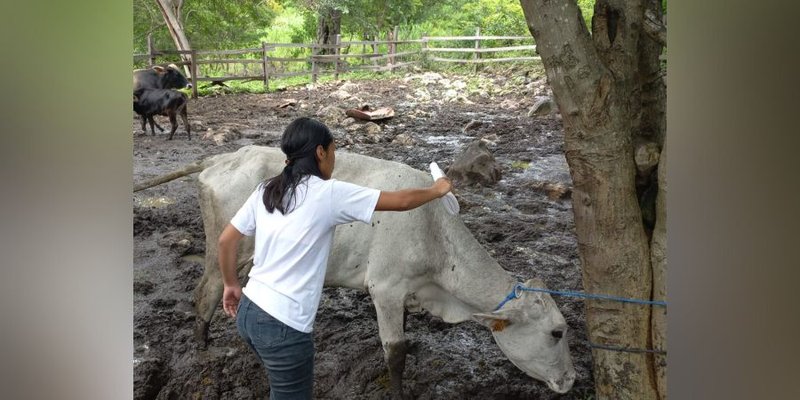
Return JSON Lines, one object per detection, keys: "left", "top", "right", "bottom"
{"left": 133, "top": 28, "right": 541, "bottom": 98}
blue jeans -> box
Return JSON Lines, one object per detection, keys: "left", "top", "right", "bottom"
{"left": 236, "top": 294, "right": 315, "bottom": 400}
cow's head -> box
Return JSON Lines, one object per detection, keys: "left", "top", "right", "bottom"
{"left": 474, "top": 278, "right": 576, "bottom": 393}
{"left": 154, "top": 64, "right": 191, "bottom": 89}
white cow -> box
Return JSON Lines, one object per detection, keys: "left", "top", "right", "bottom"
{"left": 190, "top": 145, "right": 576, "bottom": 395}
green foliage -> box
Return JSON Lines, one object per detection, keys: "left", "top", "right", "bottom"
{"left": 576, "top": 0, "right": 595, "bottom": 29}
{"left": 133, "top": 0, "right": 280, "bottom": 53}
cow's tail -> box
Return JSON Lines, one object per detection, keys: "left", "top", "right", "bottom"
{"left": 133, "top": 161, "right": 205, "bottom": 192}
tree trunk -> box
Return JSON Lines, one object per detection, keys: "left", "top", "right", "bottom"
{"left": 316, "top": 7, "right": 342, "bottom": 56}
{"left": 650, "top": 143, "right": 667, "bottom": 400}
{"left": 154, "top": 0, "right": 192, "bottom": 72}
{"left": 519, "top": 0, "right": 666, "bottom": 398}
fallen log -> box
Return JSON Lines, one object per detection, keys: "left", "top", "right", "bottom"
{"left": 133, "top": 161, "right": 204, "bottom": 192}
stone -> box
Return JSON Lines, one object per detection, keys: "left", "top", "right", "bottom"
{"left": 448, "top": 140, "right": 503, "bottom": 186}
{"left": 364, "top": 122, "right": 382, "bottom": 136}
{"left": 329, "top": 89, "right": 352, "bottom": 100}
{"left": 339, "top": 82, "right": 359, "bottom": 92}
{"left": 317, "top": 105, "right": 344, "bottom": 125}
{"left": 462, "top": 120, "right": 483, "bottom": 133}
{"left": 392, "top": 133, "right": 414, "bottom": 146}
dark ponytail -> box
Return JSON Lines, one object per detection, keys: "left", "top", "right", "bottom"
{"left": 262, "top": 117, "right": 334, "bottom": 214}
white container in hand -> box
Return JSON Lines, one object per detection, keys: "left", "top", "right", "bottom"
{"left": 429, "top": 162, "right": 460, "bottom": 215}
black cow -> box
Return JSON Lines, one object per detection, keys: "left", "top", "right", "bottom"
{"left": 133, "top": 89, "right": 191, "bottom": 140}
{"left": 133, "top": 64, "right": 192, "bottom": 91}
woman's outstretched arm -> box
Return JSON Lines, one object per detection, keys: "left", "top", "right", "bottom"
{"left": 375, "top": 177, "right": 452, "bottom": 211}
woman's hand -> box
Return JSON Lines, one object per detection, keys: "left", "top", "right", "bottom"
{"left": 222, "top": 284, "right": 242, "bottom": 318}
{"left": 433, "top": 177, "right": 452, "bottom": 197}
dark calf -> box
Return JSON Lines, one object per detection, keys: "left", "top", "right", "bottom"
{"left": 133, "top": 89, "right": 191, "bottom": 140}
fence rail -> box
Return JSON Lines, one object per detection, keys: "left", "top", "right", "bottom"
{"left": 132, "top": 29, "right": 594, "bottom": 98}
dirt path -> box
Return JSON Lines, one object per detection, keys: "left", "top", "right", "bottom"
{"left": 133, "top": 71, "right": 595, "bottom": 399}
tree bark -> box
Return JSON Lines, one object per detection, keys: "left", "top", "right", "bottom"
{"left": 154, "top": 0, "right": 193, "bottom": 71}
{"left": 519, "top": 0, "right": 665, "bottom": 398}
{"left": 650, "top": 143, "right": 667, "bottom": 400}
{"left": 316, "top": 6, "right": 342, "bottom": 56}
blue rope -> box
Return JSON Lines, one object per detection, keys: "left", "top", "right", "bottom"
{"left": 519, "top": 286, "right": 667, "bottom": 307}
{"left": 493, "top": 290, "right": 520, "bottom": 311}
{"left": 494, "top": 283, "right": 667, "bottom": 311}
{"left": 492, "top": 283, "right": 668, "bottom": 355}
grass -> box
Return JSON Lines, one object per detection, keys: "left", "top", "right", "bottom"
{"left": 190, "top": 69, "right": 411, "bottom": 97}
{"left": 511, "top": 160, "right": 531, "bottom": 170}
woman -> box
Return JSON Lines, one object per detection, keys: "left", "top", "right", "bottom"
{"left": 217, "top": 117, "right": 452, "bottom": 399}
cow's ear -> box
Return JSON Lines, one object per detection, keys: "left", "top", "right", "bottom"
{"left": 152, "top": 66, "right": 165, "bottom": 73}
{"left": 473, "top": 310, "right": 520, "bottom": 332}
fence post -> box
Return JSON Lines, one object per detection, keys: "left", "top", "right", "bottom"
{"left": 311, "top": 44, "right": 318, "bottom": 84}
{"left": 189, "top": 50, "right": 198, "bottom": 99}
{"left": 390, "top": 26, "right": 398, "bottom": 72}
{"left": 372, "top": 34, "right": 379, "bottom": 71}
{"left": 262, "top": 42, "right": 270, "bottom": 91}
{"left": 421, "top": 32, "right": 428, "bottom": 70}
{"left": 334, "top": 34, "right": 341, "bottom": 80}
{"left": 474, "top": 27, "right": 481, "bottom": 73}
{"left": 147, "top": 34, "right": 155, "bottom": 68}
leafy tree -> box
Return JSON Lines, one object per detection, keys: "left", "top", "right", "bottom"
{"left": 133, "top": 0, "right": 279, "bottom": 54}
{"left": 519, "top": 0, "right": 667, "bottom": 398}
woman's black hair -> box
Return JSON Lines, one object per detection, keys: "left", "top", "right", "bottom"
{"left": 262, "top": 117, "right": 334, "bottom": 214}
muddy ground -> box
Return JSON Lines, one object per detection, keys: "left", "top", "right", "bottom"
{"left": 133, "top": 69, "right": 595, "bottom": 399}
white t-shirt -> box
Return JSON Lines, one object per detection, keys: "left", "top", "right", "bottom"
{"left": 230, "top": 175, "right": 380, "bottom": 333}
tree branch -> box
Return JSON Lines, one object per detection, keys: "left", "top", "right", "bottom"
{"left": 643, "top": 9, "right": 666, "bottom": 46}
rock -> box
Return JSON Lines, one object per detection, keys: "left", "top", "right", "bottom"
{"left": 481, "top": 133, "right": 498, "bottom": 145}
{"left": 452, "top": 80, "right": 467, "bottom": 90}
{"left": 392, "top": 133, "right": 414, "bottom": 146}
{"left": 317, "top": 105, "right": 344, "bottom": 125}
{"left": 339, "top": 82, "right": 359, "bottom": 92}
{"left": 414, "top": 88, "right": 431, "bottom": 102}
{"left": 443, "top": 89, "right": 458, "bottom": 99}
{"left": 202, "top": 126, "right": 241, "bottom": 146}
{"left": 462, "top": 120, "right": 483, "bottom": 133}
{"left": 420, "top": 72, "right": 443, "bottom": 84}
{"left": 500, "top": 99, "right": 519, "bottom": 110}
{"left": 364, "top": 122, "right": 382, "bottom": 136}
{"left": 329, "top": 89, "right": 352, "bottom": 100}
{"left": 341, "top": 117, "right": 356, "bottom": 127}
{"left": 543, "top": 182, "right": 571, "bottom": 200}
{"left": 528, "top": 97, "right": 554, "bottom": 117}
{"left": 448, "top": 140, "right": 502, "bottom": 186}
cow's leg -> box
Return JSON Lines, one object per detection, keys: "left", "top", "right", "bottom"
{"left": 179, "top": 104, "right": 190, "bottom": 140}
{"left": 167, "top": 112, "right": 178, "bottom": 140}
{"left": 192, "top": 273, "right": 222, "bottom": 349}
{"left": 139, "top": 115, "right": 147, "bottom": 135}
{"left": 369, "top": 284, "right": 409, "bottom": 400}
{"left": 193, "top": 250, "right": 254, "bottom": 349}
{"left": 147, "top": 116, "right": 162, "bottom": 135}
{"left": 147, "top": 115, "right": 164, "bottom": 134}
